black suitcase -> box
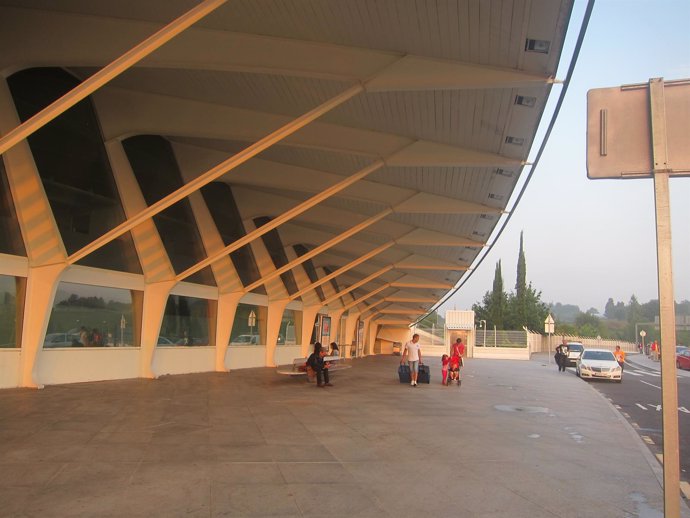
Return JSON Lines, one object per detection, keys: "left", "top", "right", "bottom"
{"left": 417, "top": 364, "right": 430, "bottom": 384}
{"left": 398, "top": 364, "right": 411, "bottom": 383}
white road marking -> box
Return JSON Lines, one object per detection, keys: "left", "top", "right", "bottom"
{"left": 656, "top": 453, "right": 664, "bottom": 464}
{"left": 615, "top": 404, "right": 622, "bottom": 409}
{"left": 642, "top": 435, "right": 655, "bottom": 445}
{"left": 640, "top": 380, "right": 661, "bottom": 390}
{"left": 636, "top": 403, "right": 648, "bottom": 410}
{"left": 680, "top": 406, "right": 690, "bottom": 414}
{"left": 648, "top": 404, "right": 662, "bottom": 411}
{"left": 626, "top": 371, "right": 643, "bottom": 376}
{"left": 640, "top": 371, "right": 661, "bottom": 377}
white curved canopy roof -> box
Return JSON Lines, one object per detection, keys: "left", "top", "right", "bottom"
{"left": 0, "top": 0, "right": 575, "bottom": 326}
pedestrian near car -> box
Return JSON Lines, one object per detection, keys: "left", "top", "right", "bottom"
{"left": 613, "top": 345, "right": 626, "bottom": 371}
{"left": 555, "top": 340, "right": 567, "bottom": 372}
{"left": 401, "top": 334, "right": 422, "bottom": 386}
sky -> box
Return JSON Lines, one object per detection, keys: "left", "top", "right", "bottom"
{"left": 442, "top": 0, "right": 690, "bottom": 315}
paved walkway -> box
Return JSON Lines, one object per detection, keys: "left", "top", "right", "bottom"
{"left": 0, "top": 354, "right": 688, "bottom": 517}
{"left": 626, "top": 352, "right": 690, "bottom": 378}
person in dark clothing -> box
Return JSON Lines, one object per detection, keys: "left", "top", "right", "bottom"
{"left": 307, "top": 342, "right": 332, "bottom": 387}
{"left": 555, "top": 341, "right": 568, "bottom": 372}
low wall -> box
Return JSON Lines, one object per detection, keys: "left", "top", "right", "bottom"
{"left": 473, "top": 346, "right": 530, "bottom": 361}
{"left": 0, "top": 349, "right": 21, "bottom": 389}
{"left": 226, "top": 345, "right": 267, "bottom": 370}
{"left": 38, "top": 348, "right": 141, "bottom": 385}
{"left": 274, "top": 346, "right": 303, "bottom": 365}
{"left": 153, "top": 347, "right": 216, "bottom": 376}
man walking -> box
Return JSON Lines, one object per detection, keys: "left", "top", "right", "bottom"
{"left": 401, "top": 334, "right": 422, "bottom": 386}
{"left": 613, "top": 345, "right": 626, "bottom": 372}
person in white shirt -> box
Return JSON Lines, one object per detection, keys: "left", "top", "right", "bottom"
{"left": 401, "top": 334, "right": 422, "bottom": 386}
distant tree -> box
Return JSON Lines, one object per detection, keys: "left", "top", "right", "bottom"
{"left": 549, "top": 302, "right": 580, "bottom": 323}
{"left": 604, "top": 298, "right": 615, "bottom": 319}
{"left": 472, "top": 260, "right": 507, "bottom": 329}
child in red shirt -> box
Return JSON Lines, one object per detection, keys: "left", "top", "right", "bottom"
{"left": 441, "top": 354, "right": 449, "bottom": 385}
{"left": 448, "top": 354, "right": 461, "bottom": 384}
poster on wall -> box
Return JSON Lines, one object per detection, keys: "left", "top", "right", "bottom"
{"left": 320, "top": 316, "right": 331, "bottom": 344}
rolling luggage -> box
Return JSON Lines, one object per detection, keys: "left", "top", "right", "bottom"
{"left": 417, "top": 364, "right": 430, "bottom": 384}
{"left": 398, "top": 364, "right": 411, "bottom": 383}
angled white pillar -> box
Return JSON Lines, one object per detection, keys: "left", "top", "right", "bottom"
{"left": 328, "top": 308, "right": 346, "bottom": 348}
{"left": 344, "top": 312, "right": 361, "bottom": 357}
{"left": 283, "top": 247, "right": 322, "bottom": 356}
{"left": 175, "top": 145, "right": 245, "bottom": 370}
{"left": 265, "top": 299, "right": 289, "bottom": 367}
{"left": 105, "top": 140, "right": 177, "bottom": 379}
{"left": 140, "top": 280, "right": 177, "bottom": 378}
{"left": 0, "top": 79, "right": 68, "bottom": 388}
{"left": 215, "top": 291, "right": 244, "bottom": 371}
{"left": 300, "top": 305, "right": 321, "bottom": 357}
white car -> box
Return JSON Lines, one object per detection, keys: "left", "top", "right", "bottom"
{"left": 576, "top": 349, "right": 622, "bottom": 383}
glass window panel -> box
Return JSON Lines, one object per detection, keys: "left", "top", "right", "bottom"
{"left": 279, "top": 309, "right": 300, "bottom": 346}
{"left": 122, "top": 136, "right": 215, "bottom": 286}
{"left": 6, "top": 68, "right": 141, "bottom": 274}
{"left": 0, "top": 275, "right": 20, "bottom": 348}
{"left": 159, "top": 295, "right": 210, "bottom": 346}
{"left": 254, "top": 217, "right": 298, "bottom": 296}
{"left": 0, "top": 159, "right": 26, "bottom": 256}
{"left": 201, "top": 183, "right": 263, "bottom": 291}
{"left": 293, "top": 245, "right": 324, "bottom": 301}
{"left": 45, "top": 282, "right": 135, "bottom": 348}
{"left": 230, "top": 303, "right": 265, "bottom": 345}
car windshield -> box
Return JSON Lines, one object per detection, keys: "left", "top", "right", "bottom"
{"left": 582, "top": 351, "right": 615, "bottom": 361}
{"left": 567, "top": 343, "right": 583, "bottom": 352}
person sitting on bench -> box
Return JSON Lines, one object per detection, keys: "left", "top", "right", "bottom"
{"left": 307, "top": 342, "right": 332, "bottom": 388}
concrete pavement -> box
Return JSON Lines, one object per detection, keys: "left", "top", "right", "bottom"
{"left": 0, "top": 354, "right": 688, "bottom": 517}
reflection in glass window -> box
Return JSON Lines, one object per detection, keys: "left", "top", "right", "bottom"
{"left": 279, "top": 309, "right": 300, "bottom": 346}
{"left": 159, "top": 295, "right": 210, "bottom": 346}
{"left": 45, "top": 283, "right": 135, "bottom": 348}
{"left": 230, "top": 303, "right": 265, "bottom": 345}
{"left": 0, "top": 275, "right": 19, "bottom": 348}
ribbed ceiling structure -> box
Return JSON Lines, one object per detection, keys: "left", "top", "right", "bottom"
{"left": 0, "top": 0, "right": 575, "bottom": 329}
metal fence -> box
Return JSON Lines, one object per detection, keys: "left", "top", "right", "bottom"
{"left": 475, "top": 330, "right": 529, "bottom": 348}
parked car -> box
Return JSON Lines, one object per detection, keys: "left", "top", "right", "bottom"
{"left": 565, "top": 342, "right": 584, "bottom": 366}
{"left": 231, "top": 334, "right": 259, "bottom": 345}
{"left": 157, "top": 336, "right": 174, "bottom": 346}
{"left": 676, "top": 345, "right": 688, "bottom": 354}
{"left": 677, "top": 349, "right": 690, "bottom": 370}
{"left": 576, "top": 349, "right": 623, "bottom": 382}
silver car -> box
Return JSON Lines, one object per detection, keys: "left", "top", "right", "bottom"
{"left": 565, "top": 342, "right": 584, "bottom": 366}
{"left": 576, "top": 349, "right": 623, "bottom": 383}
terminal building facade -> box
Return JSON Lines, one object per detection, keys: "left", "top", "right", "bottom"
{"left": 0, "top": 0, "right": 575, "bottom": 388}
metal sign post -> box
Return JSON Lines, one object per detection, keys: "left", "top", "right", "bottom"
{"left": 587, "top": 77, "right": 687, "bottom": 517}
{"left": 649, "top": 78, "right": 681, "bottom": 518}
{"left": 544, "top": 314, "right": 555, "bottom": 364}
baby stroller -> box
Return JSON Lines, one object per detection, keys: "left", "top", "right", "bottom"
{"left": 447, "top": 355, "right": 463, "bottom": 386}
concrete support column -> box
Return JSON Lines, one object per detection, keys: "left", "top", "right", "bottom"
{"left": 329, "top": 308, "right": 346, "bottom": 347}
{"left": 215, "top": 291, "right": 244, "bottom": 371}
{"left": 344, "top": 312, "right": 361, "bottom": 357}
{"left": 300, "top": 305, "right": 322, "bottom": 356}
{"left": 0, "top": 78, "right": 68, "bottom": 388}
{"left": 19, "top": 263, "right": 66, "bottom": 387}
{"left": 265, "top": 299, "right": 289, "bottom": 367}
{"left": 365, "top": 318, "right": 379, "bottom": 356}
{"left": 139, "top": 280, "right": 176, "bottom": 378}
